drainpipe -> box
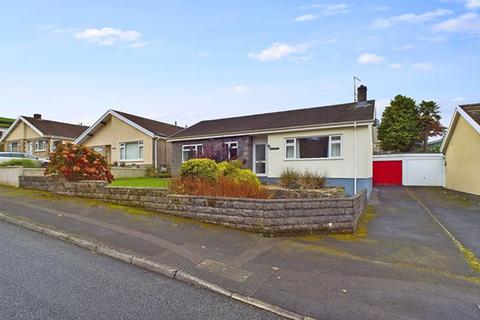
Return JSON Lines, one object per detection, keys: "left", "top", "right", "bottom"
{"left": 354, "top": 122, "right": 358, "bottom": 195}
{"left": 154, "top": 138, "right": 158, "bottom": 170}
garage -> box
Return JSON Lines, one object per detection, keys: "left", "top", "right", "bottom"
{"left": 373, "top": 154, "right": 445, "bottom": 187}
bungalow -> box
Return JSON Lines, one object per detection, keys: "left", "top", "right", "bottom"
{"left": 169, "top": 86, "right": 377, "bottom": 196}
{"left": 0, "top": 114, "right": 88, "bottom": 158}
{"left": 75, "top": 110, "right": 184, "bottom": 171}
{"left": 441, "top": 103, "right": 480, "bottom": 196}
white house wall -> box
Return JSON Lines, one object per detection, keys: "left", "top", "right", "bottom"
{"left": 266, "top": 125, "right": 373, "bottom": 179}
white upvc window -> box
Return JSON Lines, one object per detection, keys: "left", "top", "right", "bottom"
{"left": 120, "top": 141, "right": 144, "bottom": 161}
{"left": 8, "top": 142, "right": 19, "bottom": 152}
{"left": 284, "top": 135, "right": 342, "bottom": 159}
{"left": 182, "top": 144, "right": 203, "bottom": 162}
{"left": 285, "top": 138, "right": 296, "bottom": 159}
{"left": 225, "top": 141, "right": 238, "bottom": 160}
{"left": 329, "top": 135, "right": 342, "bottom": 158}
{"left": 34, "top": 139, "right": 46, "bottom": 151}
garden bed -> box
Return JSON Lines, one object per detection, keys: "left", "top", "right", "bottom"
{"left": 19, "top": 176, "right": 367, "bottom": 236}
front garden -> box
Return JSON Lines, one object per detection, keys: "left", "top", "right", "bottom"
{"left": 17, "top": 144, "right": 366, "bottom": 235}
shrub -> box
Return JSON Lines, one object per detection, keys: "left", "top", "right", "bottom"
{"left": 279, "top": 167, "right": 301, "bottom": 189}
{"left": 0, "top": 159, "right": 40, "bottom": 168}
{"left": 179, "top": 158, "right": 218, "bottom": 182}
{"left": 45, "top": 144, "right": 114, "bottom": 182}
{"left": 279, "top": 168, "right": 326, "bottom": 189}
{"left": 299, "top": 170, "right": 326, "bottom": 189}
{"left": 146, "top": 165, "right": 171, "bottom": 178}
{"left": 170, "top": 176, "right": 269, "bottom": 199}
{"left": 217, "top": 160, "right": 261, "bottom": 186}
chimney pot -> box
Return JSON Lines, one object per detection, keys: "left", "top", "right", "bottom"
{"left": 33, "top": 113, "right": 42, "bottom": 119}
{"left": 357, "top": 85, "right": 367, "bottom": 102}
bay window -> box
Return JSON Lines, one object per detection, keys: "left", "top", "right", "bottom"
{"left": 120, "top": 141, "right": 144, "bottom": 161}
{"left": 182, "top": 144, "right": 203, "bottom": 162}
{"left": 285, "top": 135, "right": 342, "bottom": 159}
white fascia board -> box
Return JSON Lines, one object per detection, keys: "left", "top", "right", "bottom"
{"left": 457, "top": 106, "right": 480, "bottom": 134}
{"left": 0, "top": 117, "right": 44, "bottom": 143}
{"left": 440, "top": 106, "right": 480, "bottom": 153}
{"left": 75, "top": 109, "right": 156, "bottom": 144}
{"left": 167, "top": 120, "right": 373, "bottom": 142}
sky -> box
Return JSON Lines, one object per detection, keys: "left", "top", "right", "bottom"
{"left": 0, "top": 0, "right": 479, "bottom": 129}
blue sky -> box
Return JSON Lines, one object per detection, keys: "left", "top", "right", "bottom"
{"left": 1, "top": 1, "right": 479, "bottom": 128}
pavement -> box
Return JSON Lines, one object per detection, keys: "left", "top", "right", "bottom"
{"left": 0, "top": 185, "right": 479, "bottom": 319}
{"left": 0, "top": 221, "right": 278, "bottom": 320}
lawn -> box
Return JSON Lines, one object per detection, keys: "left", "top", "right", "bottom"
{"left": 110, "top": 177, "right": 170, "bottom": 188}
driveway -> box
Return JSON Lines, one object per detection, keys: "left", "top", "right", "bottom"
{"left": 0, "top": 185, "right": 479, "bottom": 319}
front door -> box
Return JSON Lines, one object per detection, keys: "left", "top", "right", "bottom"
{"left": 254, "top": 144, "right": 267, "bottom": 175}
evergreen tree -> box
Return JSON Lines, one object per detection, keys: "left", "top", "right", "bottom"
{"left": 378, "top": 95, "right": 420, "bottom": 152}
{"left": 418, "top": 100, "right": 445, "bottom": 152}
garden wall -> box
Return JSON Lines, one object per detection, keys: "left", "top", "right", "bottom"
{"left": 19, "top": 176, "right": 368, "bottom": 235}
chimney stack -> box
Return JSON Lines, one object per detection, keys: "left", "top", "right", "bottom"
{"left": 33, "top": 113, "right": 42, "bottom": 119}
{"left": 357, "top": 85, "right": 367, "bottom": 102}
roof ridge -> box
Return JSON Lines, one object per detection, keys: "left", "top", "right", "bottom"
{"left": 113, "top": 110, "right": 183, "bottom": 129}
{"left": 197, "top": 100, "right": 374, "bottom": 124}
{"left": 22, "top": 116, "right": 89, "bottom": 128}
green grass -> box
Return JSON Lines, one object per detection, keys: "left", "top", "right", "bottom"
{"left": 110, "top": 177, "right": 169, "bottom": 188}
{"left": 0, "top": 159, "right": 40, "bottom": 168}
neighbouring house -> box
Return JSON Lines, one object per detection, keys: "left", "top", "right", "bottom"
{"left": 0, "top": 114, "right": 88, "bottom": 158}
{"left": 0, "top": 117, "right": 15, "bottom": 151}
{"left": 441, "top": 103, "right": 480, "bottom": 196}
{"left": 75, "top": 110, "right": 184, "bottom": 171}
{"left": 169, "top": 85, "right": 376, "bottom": 196}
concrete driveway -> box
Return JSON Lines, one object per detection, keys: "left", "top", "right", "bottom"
{"left": 0, "top": 185, "right": 479, "bottom": 319}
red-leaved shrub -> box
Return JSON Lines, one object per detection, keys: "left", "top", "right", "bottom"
{"left": 45, "top": 144, "right": 114, "bottom": 183}
{"left": 170, "top": 176, "right": 270, "bottom": 199}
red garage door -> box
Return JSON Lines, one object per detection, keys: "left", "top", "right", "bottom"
{"left": 373, "top": 160, "right": 402, "bottom": 186}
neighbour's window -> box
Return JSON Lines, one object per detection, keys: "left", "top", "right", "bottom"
{"left": 8, "top": 142, "right": 19, "bottom": 152}
{"left": 284, "top": 135, "right": 342, "bottom": 159}
{"left": 120, "top": 141, "right": 144, "bottom": 160}
{"left": 35, "top": 139, "right": 46, "bottom": 151}
{"left": 52, "top": 140, "right": 62, "bottom": 151}
{"left": 224, "top": 141, "right": 238, "bottom": 160}
{"left": 182, "top": 144, "right": 203, "bottom": 162}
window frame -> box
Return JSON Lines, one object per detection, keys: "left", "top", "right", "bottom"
{"left": 224, "top": 141, "right": 238, "bottom": 160}
{"left": 181, "top": 144, "right": 203, "bottom": 162}
{"left": 284, "top": 134, "right": 343, "bottom": 160}
{"left": 119, "top": 141, "right": 144, "bottom": 162}
{"left": 8, "top": 141, "right": 19, "bottom": 152}
{"left": 34, "top": 139, "right": 46, "bottom": 152}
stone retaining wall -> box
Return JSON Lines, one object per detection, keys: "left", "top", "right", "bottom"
{"left": 19, "top": 176, "right": 368, "bottom": 235}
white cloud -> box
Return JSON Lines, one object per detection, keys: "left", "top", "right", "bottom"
{"left": 389, "top": 63, "right": 403, "bottom": 69}
{"left": 413, "top": 62, "right": 434, "bottom": 70}
{"left": 394, "top": 44, "right": 414, "bottom": 51}
{"left": 248, "top": 42, "right": 309, "bottom": 61}
{"left": 366, "top": 6, "right": 390, "bottom": 12}
{"left": 433, "top": 13, "right": 480, "bottom": 33}
{"left": 466, "top": 0, "right": 480, "bottom": 9}
{"left": 294, "top": 14, "right": 319, "bottom": 22}
{"left": 322, "top": 4, "right": 349, "bottom": 15}
{"left": 74, "top": 27, "right": 144, "bottom": 46}
{"left": 357, "top": 53, "right": 385, "bottom": 64}
{"left": 371, "top": 9, "right": 453, "bottom": 29}
{"left": 300, "top": 3, "right": 349, "bottom": 15}
{"left": 232, "top": 85, "right": 250, "bottom": 93}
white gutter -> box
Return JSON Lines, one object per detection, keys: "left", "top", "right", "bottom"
{"left": 354, "top": 121, "right": 358, "bottom": 195}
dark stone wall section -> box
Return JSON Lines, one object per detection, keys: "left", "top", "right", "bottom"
{"left": 19, "top": 176, "right": 368, "bottom": 235}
